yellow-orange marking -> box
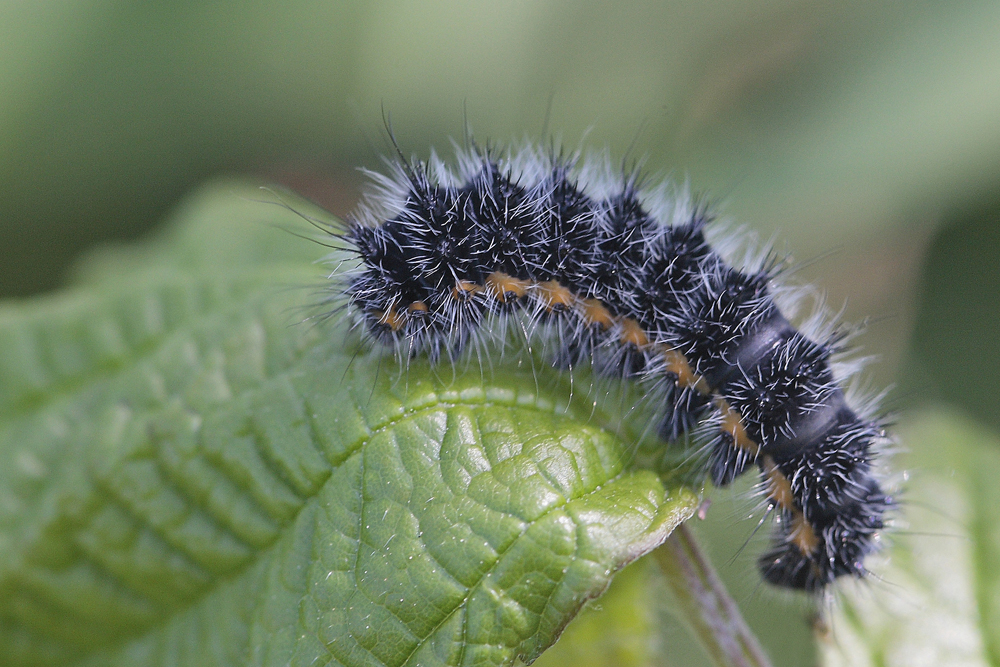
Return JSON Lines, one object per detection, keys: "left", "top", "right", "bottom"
{"left": 762, "top": 457, "right": 794, "bottom": 511}
{"left": 582, "top": 299, "right": 614, "bottom": 330}
{"left": 407, "top": 301, "right": 428, "bottom": 313}
{"left": 378, "top": 307, "right": 405, "bottom": 331}
{"left": 789, "top": 512, "right": 820, "bottom": 555}
{"left": 537, "top": 281, "right": 575, "bottom": 311}
{"left": 451, "top": 280, "right": 482, "bottom": 301}
{"left": 663, "top": 349, "right": 711, "bottom": 394}
{"left": 485, "top": 272, "right": 530, "bottom": 302}
{"left": 715, "top": 398, "right": 760, "bottom": 455}
{"left": 619, "top": 318, "right": 649, "bottom": 347}
{"left": 762, "top": 455, "right": 820, "bottom": 556}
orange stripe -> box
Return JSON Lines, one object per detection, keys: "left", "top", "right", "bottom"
{"left": 537, "top": 281, "right": 575, "bottom": 311}
{"left": 378, "top": 307, "right": 405, "bottom": 331}
{"left": 715, "top": 398, "right": 760, "bottom": 455}
{"left": 663, "top": 349, "right": 710, "bottom": 394}
{"left": 451, "top": 280, "right": 482, "bottom": 300}
{"left": 485, "top": 272, "right": 530, "bottom": 302}
{"left": 582, "top": 299, "right": 614, "bottom": 330}
{"left": 789, "top": 513, "right": 820, "bottom": 555}
{"left": 619, "top": 318, "right": 649, "bottom": 347}
{"left": 761, "top": 457, "right": 793, "bottom": 511}
{"left": 761, "top": 455, "right": 819, "bottom": 556}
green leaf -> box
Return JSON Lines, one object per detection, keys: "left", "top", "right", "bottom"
{"left": 0, "top": 181, "right": 698, "bottom": 667}
{"left": 819, "top": 409, "right": 1000, "bottom": 667}
{"left": 530, "top": 558, "right": 659, "bottom": 667}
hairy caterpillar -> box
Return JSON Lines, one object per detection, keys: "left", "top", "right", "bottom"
{"left": 320, "top": 137, "right": 892, "bottom": 591}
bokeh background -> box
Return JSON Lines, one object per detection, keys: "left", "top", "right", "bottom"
{"left": 2, "top": 1, "right": 999, "bottom": 665}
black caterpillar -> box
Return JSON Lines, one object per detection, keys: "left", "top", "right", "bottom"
{"left": 326, "top": 140, "right": 892, "bottom": 591}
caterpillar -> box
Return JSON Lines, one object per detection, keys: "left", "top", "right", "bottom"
{"left": 322, "top": 137, "right": 892, "bottom": 592}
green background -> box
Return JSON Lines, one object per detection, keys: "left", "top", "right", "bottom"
{"left": 2, "top": 2, "right": 999, "bottom": 665}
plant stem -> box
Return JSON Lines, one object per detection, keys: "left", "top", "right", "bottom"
{"left": 654, "top": 523, "right": 774, "bottom": 667}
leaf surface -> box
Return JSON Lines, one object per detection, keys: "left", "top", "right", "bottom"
{"left": 0, "top": 182, "right": 698, "bottom": 667}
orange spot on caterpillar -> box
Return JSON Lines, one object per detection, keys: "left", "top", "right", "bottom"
{"left": 718, "top": 402, "right": 820, "bottom": 558}
{"left": 619, "top": 318, "right": 649, "bottom": 347}
{"left": 581, "top": 299, "right": 614, "bottom": 330}
{"left": 715, "top": 398, "right": 760, "bottom": 455}
{"left": 663, "top": 349, "right": 710, "bottom": 394}
{"left": 378, "top": 307, "right": 405, "bottom": 332}
{"left": 762, "top": 457, "right": 794, "bottom": 511}
{"left": 789, "top": 512, "right": 820, "bottom": 556}
{"left": 451, "top": 280, "right": 482, "bottom": 301}
{"left": 485, "top": 272, "right": 530, "bottom": 302}
{"left": 407, "top": 301, "right": 428, "bottom": 313}
{"left": 762, "top": 456, "right": 820, "bottom": 556}
{"left": 537, "top": 281, "right": 575, "bottom": 312}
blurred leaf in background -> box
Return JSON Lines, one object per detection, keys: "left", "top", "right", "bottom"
{"left": 908, "top": 198, "right": 1000, "bottom": 433}
{"left": 821, "top": 410, "right": 1000, "bottom": 667}
{"left": 3, "top": 0, "right": 1000, "bottom": 405}
{"left": 2, "top": 1, "right": 1000, "bottom": 665}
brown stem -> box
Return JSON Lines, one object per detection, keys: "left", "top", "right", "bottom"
{"left": 654, "top": 523, "right": 774, "bottom": 667}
